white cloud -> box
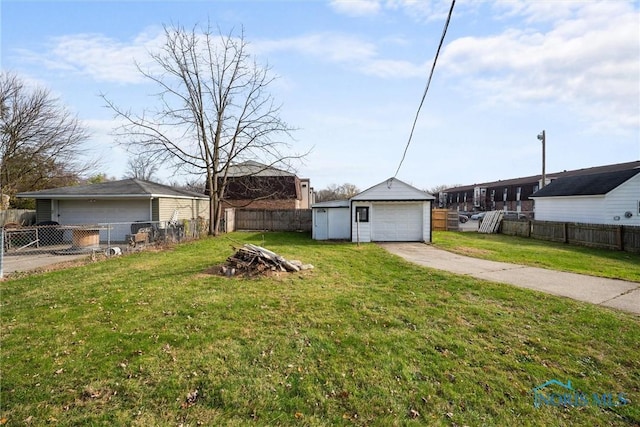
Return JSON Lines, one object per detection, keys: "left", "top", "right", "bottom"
{"left": 255, "top": 32, "right": 431, "bottom": 78}
{"left": 330, "top": 0, "right": 456, "bottom": 21}
{"left": 254, "top": 32, "right": 377, "bottom": 64}
{"left": 329, "top": 0, "right": 382, "bottom": 16}
{"left": 14, "top": 29, "right": 166, "bottom": 84}
{"left": 440, "top": 1, "right": 640, "bottom": 132}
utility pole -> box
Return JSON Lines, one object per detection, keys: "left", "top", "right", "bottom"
{"left": 537, "top": 130, "right": 546, "bottom": 188}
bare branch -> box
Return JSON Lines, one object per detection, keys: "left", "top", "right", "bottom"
{"left": 1, "top": 71, "right": 95, "bottom": 207}
{"left": 102, "top": 23, "right": 305, "bottom": 235}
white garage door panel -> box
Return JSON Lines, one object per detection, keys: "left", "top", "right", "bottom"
{"left": 59, "top": 200, "right": 150, "bottom": 224}
{"left": 58, "top": 200, "right": 150, "bottom": 242}
{"left": 372, "top": 203, "right": 422, "bottom": 241}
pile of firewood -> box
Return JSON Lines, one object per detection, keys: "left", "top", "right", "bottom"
{"left": 222, "top": 243, "right": 314, "bottom": 276}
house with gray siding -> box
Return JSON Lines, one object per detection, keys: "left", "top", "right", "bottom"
{"left": 17, "top": 179, "right": 209, "bottom": 241}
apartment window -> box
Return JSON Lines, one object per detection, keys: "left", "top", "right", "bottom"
{"left": 355, "top": 206, "right": 369, "bottom": 222}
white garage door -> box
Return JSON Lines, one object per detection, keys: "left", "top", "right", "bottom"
{"left": 372, "top": 203, "right": 423, "bottom": 241}
{"left": 58, "top": 199, "right": 150, "bottom": 242}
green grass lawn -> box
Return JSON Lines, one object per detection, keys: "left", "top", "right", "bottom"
{"left": 1, "top": 232, "right": 638, "bottom": 426}
{"left": 433, "top": 231, "right": 640, "bottom": 282}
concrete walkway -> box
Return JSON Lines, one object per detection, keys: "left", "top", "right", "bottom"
{"left": 379, "top": 243, "right": 640, "bottom": 315}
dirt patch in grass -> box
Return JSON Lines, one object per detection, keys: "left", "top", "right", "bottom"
{"left": 456, "top": 246, "right": 492, "bottom": 256}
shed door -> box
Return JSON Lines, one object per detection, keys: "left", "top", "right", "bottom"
{"left": 314, "top": 209, "right": 328, "bottom": 240}
{"left": 372, "top": 203, "right": 423, "bottom": 241}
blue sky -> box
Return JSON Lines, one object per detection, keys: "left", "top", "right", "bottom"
{"left": 2, "top": 0, "right": 639, "bottom": 192}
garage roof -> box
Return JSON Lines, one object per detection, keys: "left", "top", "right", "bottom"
{"left": 16, "top": 179, "right": 209, "bottom": 200}
{"left": 351, "top": 177, "right": 435, "bottom": 201}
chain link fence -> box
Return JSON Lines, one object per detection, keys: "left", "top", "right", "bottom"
{"left": 0, "top": 218, "right": 209, "bottom": 278}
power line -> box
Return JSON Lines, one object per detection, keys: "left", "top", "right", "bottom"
{"left": 394, "top": 0, "right": 456, "bottom": 178}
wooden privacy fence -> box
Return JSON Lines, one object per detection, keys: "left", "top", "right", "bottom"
{"left": 233, "top": 209, "right": 312, "bottom": 232}
{"left": 0, "top": 209, "right": 36, "bottom": 226}
{"left": 500, "top": 219, "right": 531, "bottom": 237}
{"left": 433, "top": 209, "right": 459, "bottom": 231}
{"left": 501, "top": 219, "right": 640, "bottom": 253}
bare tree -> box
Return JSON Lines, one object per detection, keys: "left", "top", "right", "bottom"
{"left": 124, "top": 153, "right": 159, "bottom": 181}
{"left": 315, "top": 183, "right": 360, "bottom": 202}
{"left": 102, "top": 24, "right": 303, "bottom": 235}
{"left": 0, "top": 71, "right": 94, "bottom": 208}
{"left": 426, "top": 184, "right": 460, "bottom": 195}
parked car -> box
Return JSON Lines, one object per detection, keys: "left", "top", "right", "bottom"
{"left": 470, "top": 212, "right": 486, "bottom": 220}
{"left": 459, "top": 214, "right": 469, "bottom": 223}
{"left": 502, "top": 211, "right": 528, "bottom": 220}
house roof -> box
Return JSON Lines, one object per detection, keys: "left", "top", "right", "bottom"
{"left": 351, "top": 177, "right": 435, "bottom": 201}
{"left": 16, "top": 179, "right": 209, "bottom": 200}
{"left": 530, "top": 168, "right": 640, "bottom": 198}
{"left": 443, "top": 160, "right": 640, "bottom": 192}
{"left": 225, "top": 160, "right": 296, "bottom": 178}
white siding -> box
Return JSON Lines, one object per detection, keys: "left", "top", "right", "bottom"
{"left": 533, "top": 174, "right": 640, "bottom": 225}
{"left": 313, "top": 207, "right": 350, "bottom": 240}
{"left": 328, "top": 208, "right": 350, "bottom": 239}
{"left": 604, "top": 174, "right": 640, "bottom": 226}
{"left": 533, "top": 196, "right": 605, "bottom": 223}
{"left": 351, "top": 201, "right": 372, "bottom": 242}
{"left": 157, "top": 197, "right": 209, "bottom": 222}
{"left": 422, "top": 201, "right": 432, "bottom": 242}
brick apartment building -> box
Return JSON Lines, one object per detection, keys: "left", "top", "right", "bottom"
{"left": 440, "top": 161, "right": 640, "bottom": 215}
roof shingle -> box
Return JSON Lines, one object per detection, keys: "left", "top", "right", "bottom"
{"left": 530, "top": 168, "right": 640, "bottom": 197}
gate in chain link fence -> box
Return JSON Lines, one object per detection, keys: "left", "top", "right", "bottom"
{"left": 0, "top": 218, "right": 209, "bottom": 278}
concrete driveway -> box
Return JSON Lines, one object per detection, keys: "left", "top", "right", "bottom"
{"left": 380, "top": 242, "right": 640, "bottom": 315}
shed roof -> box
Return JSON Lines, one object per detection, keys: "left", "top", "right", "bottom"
{"left": 351, "top": 177, "right": 435, "bottom": 201}
{"left": 16, "top": 179, "right": 208, "bottom": 200}
{"left": 530, "top": 168, "right": 640, "bottom": 198}
{"left": 312, "top": 200, "right": 350, "bottom": 208}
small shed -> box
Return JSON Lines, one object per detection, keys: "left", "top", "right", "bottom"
{"left": 312, "top": 200, "right": 350, "bottom": 240}
{"left": 530, "top": 168, "right": 640, "bottom": 225}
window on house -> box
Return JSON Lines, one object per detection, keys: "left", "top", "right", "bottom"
{"left": 355, "top": 206, "right": 369, "bottom": 222}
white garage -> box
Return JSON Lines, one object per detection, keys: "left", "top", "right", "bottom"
{"left": 351, "top": 178, "right": 434, "bottom": 243}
